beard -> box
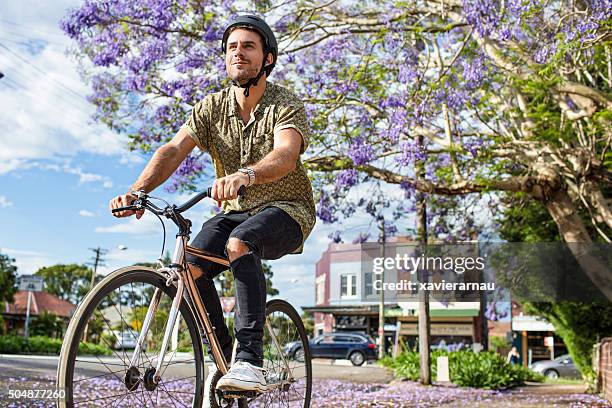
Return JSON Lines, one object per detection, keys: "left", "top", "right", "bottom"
{"left": 228, "top": 64, "right": 261, "bottom": 85}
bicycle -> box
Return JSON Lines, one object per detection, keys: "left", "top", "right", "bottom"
{"left": 56, "top": 188, "right": 313, "bottom": 407}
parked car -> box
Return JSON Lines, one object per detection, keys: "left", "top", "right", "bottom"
{"left": 284, "top": 332, "right": 377, "bottom": 366}
{"left": 114, "top": 331, "right": 139, "bottom": 350}
{"left": 529, "top": 354, "right": 581, "bottom": 379}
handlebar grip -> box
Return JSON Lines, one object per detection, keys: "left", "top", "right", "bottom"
{"left": 112, "top": 205, "right": 137, "bottom": 214}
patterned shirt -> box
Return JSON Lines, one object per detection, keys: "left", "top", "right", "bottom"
{"left": 181, "top": 82, "right": 316, "bottom": 253}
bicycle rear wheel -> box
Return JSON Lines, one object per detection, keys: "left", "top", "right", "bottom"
{"left": 253, "top": 299, "right": 312, "bottom": 408}
{"left": 57, "top": 266, "right": 205, "bottom": 408}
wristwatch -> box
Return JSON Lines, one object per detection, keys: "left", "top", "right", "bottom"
{"left": 238, "top": 167, "right": 255, "bottom": 187}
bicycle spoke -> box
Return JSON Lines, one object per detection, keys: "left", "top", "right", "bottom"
{"left": 60, "top": 269, "right": 203, "bottom": 408}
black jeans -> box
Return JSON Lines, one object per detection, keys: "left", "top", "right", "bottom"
{"left": 185, "top": 206, "right": 303, "bottom": 366}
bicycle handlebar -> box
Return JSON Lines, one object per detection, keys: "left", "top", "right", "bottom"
{"left": 111, "top": 185, "right": 246, "bottom": 215}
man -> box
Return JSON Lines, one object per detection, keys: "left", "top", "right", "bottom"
{"left": 109, "top": 15, "right": 316, "bottom": 394}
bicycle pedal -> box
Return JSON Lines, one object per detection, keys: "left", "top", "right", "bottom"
{"left": 220, "top": 390, "right": 259, "bottom": 399}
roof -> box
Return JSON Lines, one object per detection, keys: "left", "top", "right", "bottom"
{"left": 3, "top": 291, "right": 76, "bottom": 318}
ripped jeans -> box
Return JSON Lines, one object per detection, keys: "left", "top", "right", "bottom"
{"left": 185, "top": 206, "right": 303, "bottom": 366}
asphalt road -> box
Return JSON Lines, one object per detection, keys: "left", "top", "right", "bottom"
{"left": 0, "top": 354, "right": 392, "bottom": 382}
{"left": 0, "top": 353, "right": 393, "bottom": 403}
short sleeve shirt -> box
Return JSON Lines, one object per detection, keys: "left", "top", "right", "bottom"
{"left": 181, "top": 82, "right": 316, "bottom": 253}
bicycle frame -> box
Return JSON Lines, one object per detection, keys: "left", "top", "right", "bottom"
{"left": 130, "top": 234, "right": 295, "bottom": 390}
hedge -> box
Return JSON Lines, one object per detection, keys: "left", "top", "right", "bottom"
{"left": 380, "top": 349, "right": 544, "bottom": 389}
{"left": 0, "top": 335, "right": 112, "bottom": 356}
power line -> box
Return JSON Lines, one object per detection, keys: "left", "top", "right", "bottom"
{"left": 0, "top": 41, "right": 89, "bottom": 103}
{"left": 0, "top": 64, "right": 93, "bottom": 118}
{"left": 0, "top": 18, "right": 68, "bottom": 40}
{"left": 0, "top": 30, "right": 67, "bottom": 48}
{"left": 0, "top": 74, "right": 95, "bottom": 132}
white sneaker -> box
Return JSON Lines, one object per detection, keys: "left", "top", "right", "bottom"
{"left": 216, "top": 361, "right": 267, "bottom": 393}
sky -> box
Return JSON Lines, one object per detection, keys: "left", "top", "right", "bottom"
{"left": 0, "top": 0, "right": 395, "bottom": 311}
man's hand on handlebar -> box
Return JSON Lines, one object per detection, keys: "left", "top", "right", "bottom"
{"left": 211, "top": 172, "right": 249, "bottom": 207}
{"left": 109, "top": 193, "right": 145, "bottom": 219}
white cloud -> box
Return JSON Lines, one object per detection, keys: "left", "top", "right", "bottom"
{"left": 0, "top": 3, "right": 127, "bottom": 176}
{"left": 0, "top": 159, "right": 28, "bottom": 175}
{"left": 0, "top": 196, "right": 13, "bottom": 208}
{"left": 96, "top": 247, "right": 162, "bottom": 276}
{"left": 78, "top": 209, "right": 95, "bottom": 217}
{"left": 95, "top": 211, "right": 170, "bottom": 236}
{"left": 2, "top": 247, "right": 58, "bottom": 275}
{"left": 32, "top": 160, "right": 114, "bottom": 189}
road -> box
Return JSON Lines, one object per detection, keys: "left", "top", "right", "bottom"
{"left": 0, "top": 353, "right": 392, "bottom": 406}
{"left": 2, "top": 354, "right": 605, "bottom": 407}
{"left": 0, "top": 354, "right": 392, "bottom": 383}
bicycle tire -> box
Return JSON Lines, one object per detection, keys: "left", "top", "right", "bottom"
{"left": 257, "top": 299, "right": 312, "bottom": 408}
{"left": 57, "top": 266, "right": 205, "bottom": 408}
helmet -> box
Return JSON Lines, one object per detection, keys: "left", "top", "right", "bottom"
{"left": 222, "top": 15, "right": 278, "bottom": 77}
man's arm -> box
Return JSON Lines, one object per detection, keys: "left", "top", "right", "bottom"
{"left": 251, "top": 128, "right": 302, "bottom": 183}
{"left": 110, "top": 128, "right": 197, "bottom": 218}
{"left": 212, "top": 128, "right": 302, "bottom": 202}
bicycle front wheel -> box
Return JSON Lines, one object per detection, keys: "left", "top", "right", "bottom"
{"left": 57, "top": 266, "right": 205, "bottom": 408}
{"left": 255, "top": 299, "right": 312, "bottom": 408}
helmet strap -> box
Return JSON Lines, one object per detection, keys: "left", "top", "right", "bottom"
{"left": 231, "top": 52, "right": 271, "bottom": 97}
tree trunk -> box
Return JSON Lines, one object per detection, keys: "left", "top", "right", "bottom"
{"left": 543, "top": 189, "right": 612, "bottom": 300}
{"left": 416, "top": 134, "right": 431, "bottom": 385}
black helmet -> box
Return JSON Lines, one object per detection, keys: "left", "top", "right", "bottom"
{"left": 222, "top": 15, "right": 278, "bottom": 75}
{"left": 222, "top": 15, "right": 278, "bottom": 96}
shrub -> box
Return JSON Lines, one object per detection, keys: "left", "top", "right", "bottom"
{"left": 380, "top": 349, "right": 544, "bottom": 389}
{"left": 77, "top": 341, "right": 113, "bottom": 356}
{"left": 0, "top": 335, "right": 25, "bottom": 354}
{"left": 0, "top": 335, "right": 112, "bottom": 356}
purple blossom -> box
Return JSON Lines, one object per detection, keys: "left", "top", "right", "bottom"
{"left": 400, "top": 179, "right": 416, "bottom": 199}
{"left": 462, "top": 56, "right": 487, "bottom": 89}
{"left": 316, "top": 192, "right": 337, "bottom": 224}
{"left": 336, "top": 169, "right": 358, "bottom": 189}
{"left": 463, "top": 0, "right": 500, "bottom": 37}
{"left": 348, "top": 136, "right": 375, "bottom": 165}
{"left": 396, "top": 141, "right": 426, "bottom": 167}
{"left": 165, "top": 154, "right": 208, "bottom": 193}
{"left": 352, "top": 232, "right": 371, "bottom": 244}
{"left": 328, "top": 230, "right": 342, "bottom": 243}
{"left": 534, "top": 42, "right": 557, "bottom": 64}
{"left": 59, "top": 1, "right": 104, "bottom": 39}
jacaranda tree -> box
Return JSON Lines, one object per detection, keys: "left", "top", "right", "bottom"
{"left": 60, "top": 1, "right": 611, "bottom": 292}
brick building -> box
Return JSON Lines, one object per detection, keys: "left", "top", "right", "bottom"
{"left": 303, "top": 239, "right": 487, "bottom": 352}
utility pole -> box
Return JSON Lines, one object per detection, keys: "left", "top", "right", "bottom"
{"left": 377, "top": 218, "right": 386, "bottom": 359}
{"left": 83, "top": 247, "right": 107, "bottom": 342}
{"left": 88, "top": 247, "right": 108, "bottom": 289}
{"left": 416, "top": 133, "right": 431, "bottom": 385}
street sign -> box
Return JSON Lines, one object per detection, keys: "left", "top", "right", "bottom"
{"left": 18, "top": 275, "right": 44, "bottom": 292}
{"left": 220, "top": 297, "right": 236, "bottom": 314}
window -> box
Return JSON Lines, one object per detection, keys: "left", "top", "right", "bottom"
{"left": 364, "top": 272, "right": 380, "bottom": 296}
{"left": 320, "top": 335, "right": 334, "bottom": 344}
{"left": 340, "top": 274, "right": 357, "bottom": 297}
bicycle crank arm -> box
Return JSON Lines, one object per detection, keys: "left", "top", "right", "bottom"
{"left": 153, "top": 275, "right": 185, "bottom": 382}
{"left": 129, "top": 287, "right": 163, "bottom": 368}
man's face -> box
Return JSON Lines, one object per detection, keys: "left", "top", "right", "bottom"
{"left": 225, "top": 28, "right": 272, "bottom": 84}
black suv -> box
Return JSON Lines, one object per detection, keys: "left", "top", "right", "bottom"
{"left": 285, "top": 332, "right": 377, "bottom": 366}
